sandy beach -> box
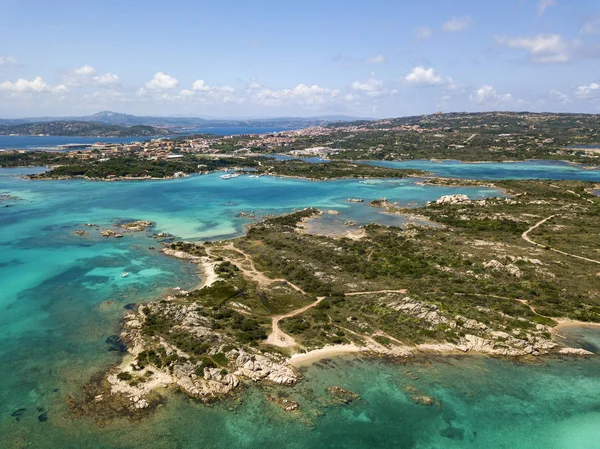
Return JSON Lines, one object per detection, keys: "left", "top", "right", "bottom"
{"left": 288, "top": 344, "right": 369, "bottom": 367}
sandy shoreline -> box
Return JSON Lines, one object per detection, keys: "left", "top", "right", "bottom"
{"left": 552, "top": 318, "right": 600, "bottom": 332}
{"left": 288, "top": 344, "right": 369, "bottom": 367}
{"left": 160, "top": 247, "right": 218, "bottom": 290}
{"left": 287, "top": 318, "right": 600, "bottom": 368}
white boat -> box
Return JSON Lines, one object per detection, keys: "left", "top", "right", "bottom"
{"left": 220, "top": 173, "right": 241, "bottom": 180}
{"left": 120, "top": 272, "right": 129, "bottom": 278}
{"left": 248, "top": 174, "right": 260, "bottom": 178}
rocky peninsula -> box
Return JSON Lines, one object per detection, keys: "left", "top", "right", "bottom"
{"left": 74, "top": 178, "right": 600, "bottom": 420}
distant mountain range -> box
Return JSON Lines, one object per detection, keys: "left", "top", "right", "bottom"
{"left": 0, "top": 121, "right": 170, "bottom": 137}
{"left": 0, "top": 111, "right": 371, "bottom": 130}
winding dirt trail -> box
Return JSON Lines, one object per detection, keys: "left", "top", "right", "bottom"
{"left": 345, "top": 289, "right": 407, "bottom": 296}
{"left": 207, "top": 242, "right": 411, "bottom": 348}
{"left": 522, "top": 215, "right": 600, "bottom": 264}
{"left": 211, "top": 242, "right": 310, "bottom": 294}
{"left": 266, "top": 296, "right": 325, "bottom": 347}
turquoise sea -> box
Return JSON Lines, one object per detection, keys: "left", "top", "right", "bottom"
{"left": 1, "top": 160, "right": 600, "bottom": 448}
{"left": 363, "top": 159, "right": 600, "bottom": 181}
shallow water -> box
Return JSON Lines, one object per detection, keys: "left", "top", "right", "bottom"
{"left": 362, "top": 159, "right": 600, "bottom": 181}
{"left": 1, "top": 162, "right": 600, "bottom": 448}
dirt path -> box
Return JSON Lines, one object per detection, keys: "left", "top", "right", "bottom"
{"left": 266, "top": 296, "right": 325, "bottom": 347}
{"left": 207, "top": 242, "right": 411, "bottom": 348}
{"left": 345, "top": 289, "right": 407, "bottom": 296}
{"left": 549, "top": 184, "right": 596, "bottom": 204}
{"left": 206, "top": 242, "right": 309, "bottom": 294}
{"left": 522, "top": 215, "right": 600, "bottom": 264}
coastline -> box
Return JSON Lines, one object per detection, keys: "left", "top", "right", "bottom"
{"left": 159, "top": 246, "right": 218, "bottom": 290}
{"left": 552, "top": 317, "right": 600, "bottom": 332}
{"left": 288, "top": 344, "right": 369, "bottom": 366}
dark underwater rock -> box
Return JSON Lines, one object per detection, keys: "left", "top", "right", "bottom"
{"left": 105, "top": 335, "right": 127, "bottom": 353}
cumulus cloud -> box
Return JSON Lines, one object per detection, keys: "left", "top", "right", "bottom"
{"left": 403, "top": 66, "right": 444, "bottom": 86}
{"left": 0, "top": 76, "right": 67, "bottom": 94}
{"left": 245, "top": 81, "right": 340, "bottom": 108}
{"left": 496, "top": 34, "right": 571, "bottom": 63}
{"left": 92, "top": 73, "right": 120, "bottom": 86}
{"left": 443, "top": 16, "right": 471, "bottom": 32}
{"left": 470, "top": 85, "right": 513, "bottom": 106}
{"left": 166, "top": 80, "right": 238, "bottom": 103}
{"left": 192, "top": 79, "right": 235, "bottom": 93}
{"left": 366, "top": 54, "right": 385, "bottom": 64}
{"left": 352, "top": 74, "right": 397, "bottom": 97}
{"left": 73, "top": 65, "right": 96, "bottom": 76}
{"left": 64, "top": 65, "right": 120, "bottom": 87}
{"left": 538, "top": 0, "right": 556, "bottom": 16}
{"left": 0, "top": 56, "right": 21, "bottom": 68}
{"left": 144, "top": 72, "right": 179, "bottom": 90}
{"left": 575, "top": 82, "right": 600, "bottom": 99}
{"left": 414, "top": 26, "right": 433, "bottom": 41}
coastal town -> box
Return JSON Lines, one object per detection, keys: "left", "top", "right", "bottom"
{"left": 1, "top": 113, "right": 599, "bottom": 180}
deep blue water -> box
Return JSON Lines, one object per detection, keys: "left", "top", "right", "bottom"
{"left": 0, "top": 127, "right": 291, "bottom": 150}
{"left": 1, "top": 162, "right": 600, "bottom": 447}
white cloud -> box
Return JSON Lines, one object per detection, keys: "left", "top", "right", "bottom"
{"left": 352, "top": 74, "right": 397, "bottom": 97}
{"left": 414, "top": 26, "right": 433, "bottom": 41}
{"left": 403, "top": 66, "right": 443, "bottom": 86}
{"left": 443, "top": 16, "right": 471, "bottom": 32}
{"left": 575, "top": 82, "right": 600, "bottom": 99}
{"left": 352, "top": 76, "right": 382, "bottom": 92}
{"left": 0, "top": 76, "right": 67, "bottom": 94}
{"left": 538, "top": 0, "right": 556, "bottom": 16}
{"left": 246, "top": 81, "right": 341, "bottom": 108}
{"left": 549, "top": 89, "right": 571, "bottom": 104}
{"left": 366, "top": 54, "right": 385, "bottom": 64}
{"left": 144, "top": 72, "right": 179, "bottom": 90}
{"left": 92, "top": 73, "right": 120, "bottom": 87}
{"left": 496, "top": 34, "right": 571, "bottom": 63}
{"left": 73, "top": 65, "right": 96, "bottom": 76}
{"left": 470, "top": 85, "right": 513, "bottom": 106}
{"left": 192, "top": 79, "right": 235, "bottom": 93}
{"left": 0, "top": 56, "right": 21, "bottom": 68}
{"left": 64, "top": 65, "right": 120, "bottom": 87}
{"left": 169, "top": 80, "right": 238, "bottom": 103}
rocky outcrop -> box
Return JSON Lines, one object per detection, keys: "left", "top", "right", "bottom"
{"left": 383, "top": 294, "right": 558, "bottom": 356}
{"left": 387, "top": 297, "right": 449, "bottom": 326}
{"left": 558, "top": 347, "right": 594, "bottom": 356}
{"left": 483, "top": 259, "right": 522, "bottom": 277}
{"left": 434, "top": 194, "right": 470, "bottom": 205}
{"left": 266, "top": 394, "right": 300, "bottom": 412}
{"left": 172, "top": 364, "right": 240, "bottom": 401}
{"left": 233, "top": 349, "right": 297, "bottom": 385}
{"left": 118, "top": 220, "right": 154, "bottom": 231}
{"left": 110, "top": 300, "right": 297, "bottom": 407}
{"left": 100, "top": 229, "right": 123, "bottom": 238}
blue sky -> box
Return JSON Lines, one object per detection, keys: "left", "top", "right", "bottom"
{"left": 0, "top": 0, "right": 599, "bottom": 118}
